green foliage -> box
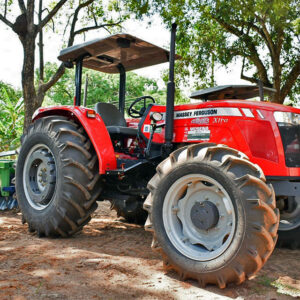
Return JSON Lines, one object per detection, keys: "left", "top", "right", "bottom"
{"left": 126, "top": 0, "right": 300, "bottom": 103}
{"left": 1, "top": 0, "right": 133, "bottom": 130}
{"left": 0, "top": 81, "right": 22, "bottom": 101}
{"left": 41, "top": 62, "right": 175, "bottom": 109}
{"left": 0, "top": 82, "right": 24, "bottom": 151}
{"left": 161, "top": 68, "right": 192, "bottom": 104}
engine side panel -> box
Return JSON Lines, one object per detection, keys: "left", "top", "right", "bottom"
{"left": 140, "top": 100, "right": 300, "bottom": 177}
{"left": 32, "top": 106, "right": 117, "bottom": 174}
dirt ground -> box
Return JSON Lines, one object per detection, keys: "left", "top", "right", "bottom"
{"left": 0, "top": 202, "right": 299, "bottom": 300}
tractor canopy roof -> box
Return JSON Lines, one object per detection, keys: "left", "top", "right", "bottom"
{"left": 58, "top": 33, "right": 180, "bottom": 74}
{"left": 190, "top": 85, "right": 276, "bottom": 100}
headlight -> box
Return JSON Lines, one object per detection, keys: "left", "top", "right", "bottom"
{"left": 274, "top": 112, "right": 300, "bottom": 125}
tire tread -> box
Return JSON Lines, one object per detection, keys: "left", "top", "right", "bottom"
{"left": 144, "top": 143, "right": 279, "bottom": 288}
{"left": 17, "top": 116, "right": 102, "bottom": 238}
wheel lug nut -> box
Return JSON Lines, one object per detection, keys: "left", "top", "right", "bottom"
{"left": 172, "top": 205, "right": 179, "bottom": 213}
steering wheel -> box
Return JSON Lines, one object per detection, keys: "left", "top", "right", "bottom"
{"left": 128, "top": 96, "right": 155, "bottom": 118}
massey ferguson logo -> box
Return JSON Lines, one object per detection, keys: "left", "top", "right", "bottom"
{"left": 174, "top": 108, "right": 242, "bottom": 119}
{"left": 175, "top": 109, "right": 217, "bottom": 119}
{"left": 193, "top": 109, "right": 218, "bottom": 116}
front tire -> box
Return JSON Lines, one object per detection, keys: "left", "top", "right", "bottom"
{"left": 144, "top": 144, "right": 279, "bottom": 288}
{"left": 16, "top": 116, "right": 102, "bottom": 237}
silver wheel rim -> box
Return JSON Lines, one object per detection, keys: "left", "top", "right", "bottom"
{"left": 23, "top": 144, "right": 57, "bottom": 210}
{"left": 163, "top": 174, "right": 236, "bottom": 261}
{"left": 279, "top": 197, "right": 300, "bottom": 231}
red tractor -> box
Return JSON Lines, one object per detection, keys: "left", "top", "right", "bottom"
{"left": 16, "top": 24, "right": 299, "bottom": 287}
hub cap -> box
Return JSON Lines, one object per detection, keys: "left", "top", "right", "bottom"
{"left": 163, "top": 174, "right": 236, "bottom": 261}
{"left": 190, "top": 201, "right": 219, "bottom": 230}
{"left": 23, "top": 144, "right": 56, "bottom": 210}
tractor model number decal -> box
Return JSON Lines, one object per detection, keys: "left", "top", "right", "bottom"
{"left": 191, "top": 117, "right": 209, "bottom": 125}
{"left": 213, "top": 117, "right": 229, "bottom": 124}
{"left": 174, "top": 108, "right": 242, "bottom": 119}
{"left": 187, "top": 127, "right": 211, "bottom": 141}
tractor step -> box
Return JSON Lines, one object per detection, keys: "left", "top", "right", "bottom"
{"left": 106, "top": 160, "right": 149, "bottom": 176}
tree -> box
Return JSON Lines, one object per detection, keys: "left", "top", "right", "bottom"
{"left": 0, "top": 0, "right": 127, "bottom": 129}
{"left": 128, "top": 0, "right": 300, "bottom": 104}
{"left": 0, "top": 82, "right": 24, "bottom": 151}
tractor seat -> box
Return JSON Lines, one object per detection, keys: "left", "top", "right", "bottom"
{"left": 94, "top": 103, "right": 138, "bottom": 137}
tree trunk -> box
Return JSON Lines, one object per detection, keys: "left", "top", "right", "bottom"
{"left": 271, "top": 52, "right": 282, "bottom": 104}
{"left": 21, "top": 32, "right": 39, "bottom": 130}
{"left": 1, "top": 1, "right": 125, "bottom": 133}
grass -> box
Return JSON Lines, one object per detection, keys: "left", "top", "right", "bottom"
{"left": 35, "top": 281, "right": 43, "bottom": 296}
{"left": 271, "top": 279, "right": 300, "bottom": 297}
{"left": 256, "top": 275, "right": 300, "bottom": 297}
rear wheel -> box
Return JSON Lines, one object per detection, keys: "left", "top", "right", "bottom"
{"left": 277, "top": 196, "right": 300, "bottom": 249}
{"left": 144, "top": 143, "right": 279, "bottom": 288}
{"left": 16, "top": 116, "right": 102, "bottom": 237}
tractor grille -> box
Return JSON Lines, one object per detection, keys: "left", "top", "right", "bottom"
{"left": 278, "top": 123, "right": 300, "bottom": 167}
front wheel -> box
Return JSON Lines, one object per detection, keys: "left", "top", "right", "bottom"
{"left": 144, "top": 144, "right": 279, "bottom": 288}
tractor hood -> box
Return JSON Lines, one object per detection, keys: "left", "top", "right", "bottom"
{"left": 180, "top": 99, "right": 300, "bottom": 114}
{"left": 58, "top": 33, "right": 181, "bottom": 73}
{"left": 190, "top": 85, "right": 276, "bottom": 101}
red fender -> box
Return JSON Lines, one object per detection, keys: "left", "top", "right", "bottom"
{"left": 32, "top": 106, "right": 117, "bottom": 174}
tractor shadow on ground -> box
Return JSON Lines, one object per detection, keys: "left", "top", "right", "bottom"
{"left": 1, "top": 209, "right": 299, "bottom": 299}
{"left": 63, "top": 215, "right": 300, "bottom": 299}
{"left": 162, "top": 248, "right": 300, "bottom": 299}
{"left": 71, "top": 212, "right": 300, "bottom": 299}
{"left": 70, "top": 217, "right": 159, "bottom": 260}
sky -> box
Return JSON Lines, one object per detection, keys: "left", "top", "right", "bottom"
{"left": 0, "top": 12, "right": 248, "bottom": 95}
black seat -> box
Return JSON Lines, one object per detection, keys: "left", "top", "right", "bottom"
{"left": 94, "top": 103, "right": 138, "bottom": 136}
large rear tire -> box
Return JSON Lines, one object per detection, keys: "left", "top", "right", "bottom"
{"left": 144, "top": 143, "right": 279, "bottom": 288}
{"left": 16, "top": 116, "right": 102, "bottom": 237}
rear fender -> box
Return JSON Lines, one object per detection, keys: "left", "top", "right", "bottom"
{"left": 32, "top": 106, "right": 117, "bottom": 174}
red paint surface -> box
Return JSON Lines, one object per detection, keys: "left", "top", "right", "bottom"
{"left": 32, "top": 100, "right": 300, "bottom": 178}
{"left": 140, "top": 100, "right": 300, "bottom": 177}
{"left": 33, "top": 106, "right": 116, "bottom": 174}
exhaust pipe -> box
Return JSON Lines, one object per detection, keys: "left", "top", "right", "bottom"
{"left": 164, "top": 23, "right": 177, "bottom": 154}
